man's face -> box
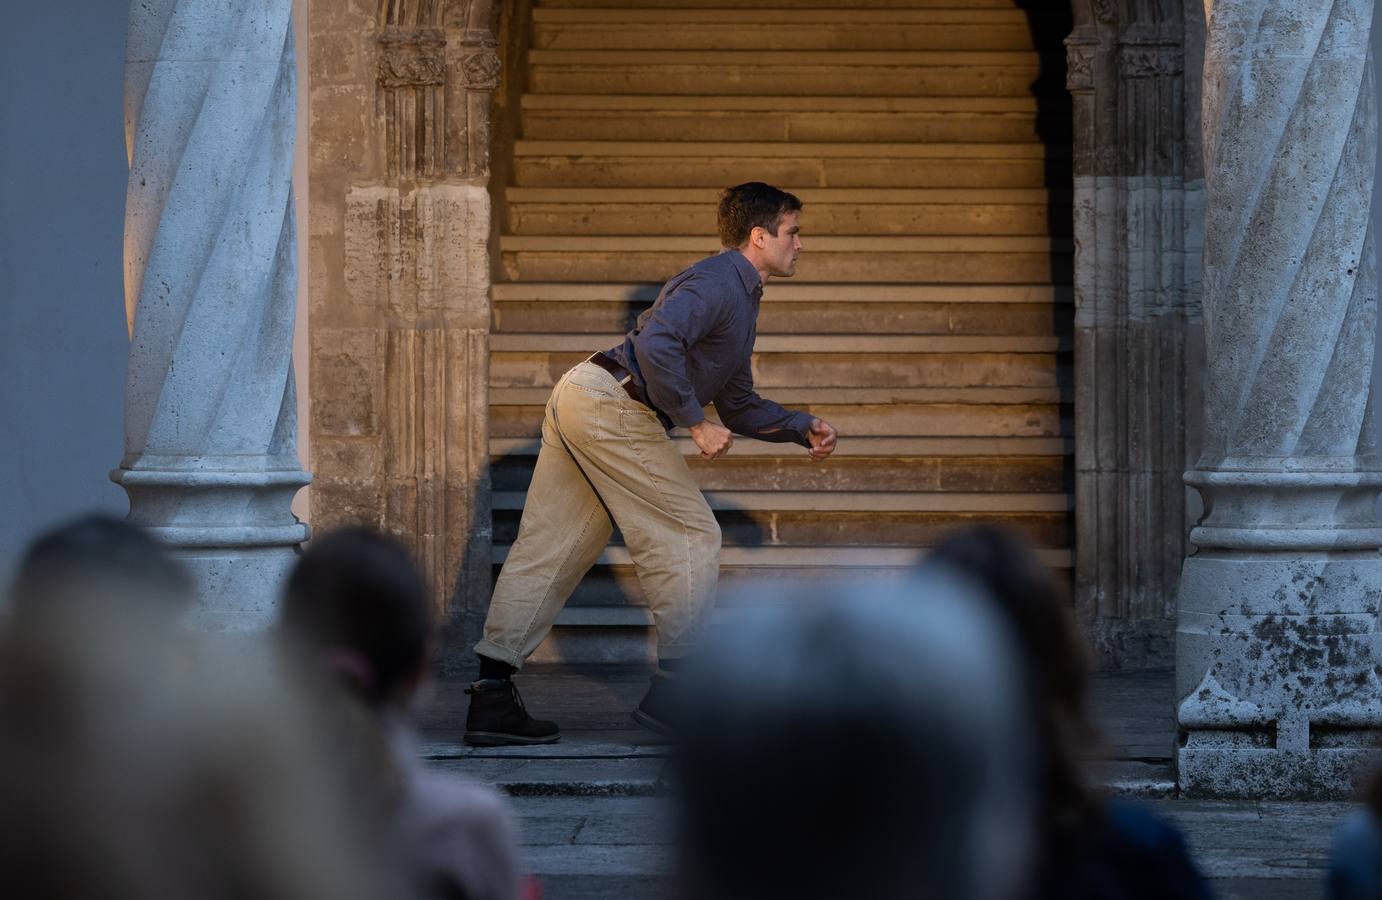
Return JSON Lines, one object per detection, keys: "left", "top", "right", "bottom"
{"left": 753, "top": 210, "right": 802, "bottom": 278}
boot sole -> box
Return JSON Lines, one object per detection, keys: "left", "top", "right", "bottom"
{"left": 464, "top": 731, "right": 561, "bottom": 747}
{"left": 631, "top": 708, "right": 675, "bottom": 738}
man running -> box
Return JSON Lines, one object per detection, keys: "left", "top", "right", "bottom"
{"left": 465, "top": 182, "right": 839, "bottom": 745}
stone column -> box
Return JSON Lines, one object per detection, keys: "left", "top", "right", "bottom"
{"left": 1177, "top": 0, "right": 1382, "bottom": 797}
{"left": 117, "top": 0, "right": 309, "bottom": 630}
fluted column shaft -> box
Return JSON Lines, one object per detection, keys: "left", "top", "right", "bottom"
{"left": 1176, "top": 0, "right": 1382, "bottom": 798}
{"left": 116, "top": 0, "right": 309, "bottom": 629}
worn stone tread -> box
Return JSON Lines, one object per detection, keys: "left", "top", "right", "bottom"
{"left": 540, "top": 0, "right": 1018, "bottom": 7}
{"left": 491, "top": 386, "right": 1063, "bottom": 404}
{"left": 533, "top": 8, "right": 1029, "bottom": 23}
{"left": 529, "top": 49, "right": 1039, "bottom": 65}
{"left": 490, "top": 332, "right": 1068, "bottom": 353}
{"left": 491, "top": 489, "right": 1073, "bottom": 513}
{"left": 520, "top": 93, "right": 1043, "bottom": 112}
{"left": 491, "top": 282, "right": 1071, "bottom": 304}
{"left": 490, "top": 435, "right": 1074, "bottom": 458}
{"left": 493, "top": 543, "right": 1073, "bottom": 568}
{"left": 513, "top": 140, "right": 1053, "bottom": 159}
{"left": 507, "top": 186, "right": 1063, "bottom": 204}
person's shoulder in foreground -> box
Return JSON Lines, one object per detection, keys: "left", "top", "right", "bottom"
{"left": 396, "top": 760, "right": 521, "bottom": 900}
{"left": 1039, "top": 797, "right": 1212, "bottom": 900}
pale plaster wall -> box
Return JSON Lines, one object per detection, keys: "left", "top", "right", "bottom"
{"left": 0, "top": 0, "right": 130, "bottom": 590}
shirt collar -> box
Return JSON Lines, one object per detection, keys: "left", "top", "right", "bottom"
{"left": 724, "top": 248, "right": 764, "bottom": 297}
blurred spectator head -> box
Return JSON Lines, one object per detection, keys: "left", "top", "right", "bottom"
{"left": 675, "top": 575, "right": 1033, "bottom": 900}
{"left": 7, "top": 514, "right": 190, "bottom": 627}
{"left": 0, "top": 598, "right": 390, "bottom": 900}
{"left": 924, "top": 525, "right": 1097, "bottom": 830}
{"left": 279, "top": 527, "right": 432, "bottom": 710}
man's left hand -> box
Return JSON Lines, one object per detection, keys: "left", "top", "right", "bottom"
{"left": 807, "top": 418, "right": 838, "bottom": 461}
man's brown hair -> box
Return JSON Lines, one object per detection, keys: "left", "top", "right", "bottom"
{"left": 717, "top": 182, "right": 803, "bottom": 248}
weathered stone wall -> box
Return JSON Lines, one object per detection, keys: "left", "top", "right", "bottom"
{"left": 309, "top": 0, "right": 499, "bottom": 664}
{"left": 1067, "top": 0, "right": 1205, "bottom": 668}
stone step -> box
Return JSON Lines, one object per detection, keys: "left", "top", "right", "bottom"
{"left": 493, "top": 507, "right": 1072, "bottom": 551}
{"left": 546, "top": 562, "right": 1043, "bottom": 618}
{"left": 533, "top": 20, "right": 1038, "bottom": 53}
{"left": 533, "top": 8, "right": 1032, "bottom": 24}
{"left": 490, "top": 435, "right": 1073, "bottom": 458}
{"left": 493, "top": 298, "right": 1071, "bottom": 335}
{"left": 506, "top": 193, "right": 1068, "bottom": 236}
{"left": 492, "top": 351, "right": 1067, "bottom": 390}
{"left": 492, "top": 454, "right": 1068, "bottom": 493}
{"left": 499, "top": 236, "right": 1070, "bottom": 284}
{"left": 494, "top": 544, "right": 1072, "bottom": 570}
{"left": 501, "top": 251, "right": 1068, "bottom": 284}
{"left": 513, "top": 139, "right": 1053, "bottom": 159}
{"left": 489, "top": 331, "right": 1067, "bottom": 353}
{"left": 490, "top": 281, "right": 1071, "bottom": 304}
{"left": 491, "top": 385, "right": 1063, "bottom": 404}
{"left": 540, "top": 0, "right": 1020, "bottom": 8}
{"left": 501, "top": 234, "right": 1064, "bottom": 251}
{"left": 490, "top": 401, "right": 1067, "bottom": 440}
{"left": 520, "top": 94, "right": 1045, "bottom": 113}
{"left": 528, "top": 51, "right": 1042, "bottom": 96}
{"left": 514, "top": 152, "right": 1056, "bottom": 190}
{"left": 493, "top": 489, "right": 1072, "bottom": 513}
{"left": 522, "top": 106, "right": 1061, "bottom": 145}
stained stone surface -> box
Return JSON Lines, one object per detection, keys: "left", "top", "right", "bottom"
{"left": 1176, "top": 0, "right": 1382, "bottom": 797}
{"left": 116, "top": 0, "right": 309, "bottom": 629}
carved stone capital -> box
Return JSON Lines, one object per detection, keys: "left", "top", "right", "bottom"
{"left": 459, "top": 47, "right": 501, "bottom": 90}
{"left": 1065, "top": 36, "right": 1097, "bottom": 93}
{"left": 378, "top": 28, "right": 447, "bottom": 88}
{"left": 1119, "top": 43, "right": 1183, "bottom": 79}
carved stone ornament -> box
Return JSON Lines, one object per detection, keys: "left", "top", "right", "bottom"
{"left": 1065, "top": 39, "right": 1096, "bottom": 93}
{"left": 378, "top": 29, "right": 447, "bottom": 88}
{"left": 1120, "top": 44, "right": 1184, "bottom": 79}
{"left": 460, "top": 48, "right": 501, "bottom": 90}
{"left": 1092, "top": 0, "right": 1116, "bottom": 23}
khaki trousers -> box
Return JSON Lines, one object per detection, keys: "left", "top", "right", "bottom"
{"left": 476, "top": 361, "right": 721, "bottom": 668}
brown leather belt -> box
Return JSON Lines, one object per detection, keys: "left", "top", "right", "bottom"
{"left": 587, "top": 352, "right": 650, "bottom": 408}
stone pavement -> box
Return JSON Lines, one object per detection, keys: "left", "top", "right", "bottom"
{"left": 417, "top": 667, "right": 1361, "bottom": 899}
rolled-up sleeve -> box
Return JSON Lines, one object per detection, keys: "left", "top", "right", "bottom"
{"left": 713, "top": 359, "right": 814, "bottom": 446}
{"left": 632, "top": 277, "right": 721, "bottom": 428}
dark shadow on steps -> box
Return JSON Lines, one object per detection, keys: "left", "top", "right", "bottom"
{"left": 1018, "top": 0, "right": 1078, "bottom": 503}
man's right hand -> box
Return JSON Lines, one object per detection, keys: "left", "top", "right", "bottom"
{"left": 689, "top": 420, "right": 733, "bottom": 460}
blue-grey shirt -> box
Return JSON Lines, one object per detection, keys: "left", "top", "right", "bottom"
{"left": 606, "top": 250, "right": 813, "bottom": 447}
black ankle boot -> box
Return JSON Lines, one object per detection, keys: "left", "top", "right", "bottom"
{"left": 631, "top": 670, "right": 679, "bottom": 738}
{"left": 464, "top": 678, "right": 561, "bottom": 746}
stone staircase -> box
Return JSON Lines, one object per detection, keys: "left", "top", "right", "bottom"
{"left": 490, "top": 0, "right": 1072, "bottom": 662}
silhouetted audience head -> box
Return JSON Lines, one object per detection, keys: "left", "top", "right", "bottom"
{"left": 0, "top": 589, "right": 389, "bottom": 900}
{"left": 924, "top": 526, "right": 1212, "bottom": 900}
{"left": 279, "top": 526, "right": 432, "bottom": 709}
{"left": 675, "top": 576, "right": 1033, "bottom": 900}
{"left": 7, "top": 514, "right": 190, "bottom": 627}
{"left": 925, "top": 525, "right": 1097, "bottom": 829}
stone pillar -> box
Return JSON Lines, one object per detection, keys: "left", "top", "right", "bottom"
{"left": 1176, "top": 0, "right": 1382, "bottom": 797}
{"left": 117, "top": 0, "right": 309, "bottom": 630}
{"left": 309, "top": 0, "right": 498, "bottom": 668}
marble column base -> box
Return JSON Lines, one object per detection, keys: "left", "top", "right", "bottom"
{"left": 111, "top": 464, "right": 310, "bottom": 631}
{"left": 1176, "top": 552, "right": 1382, "bottom": 798}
